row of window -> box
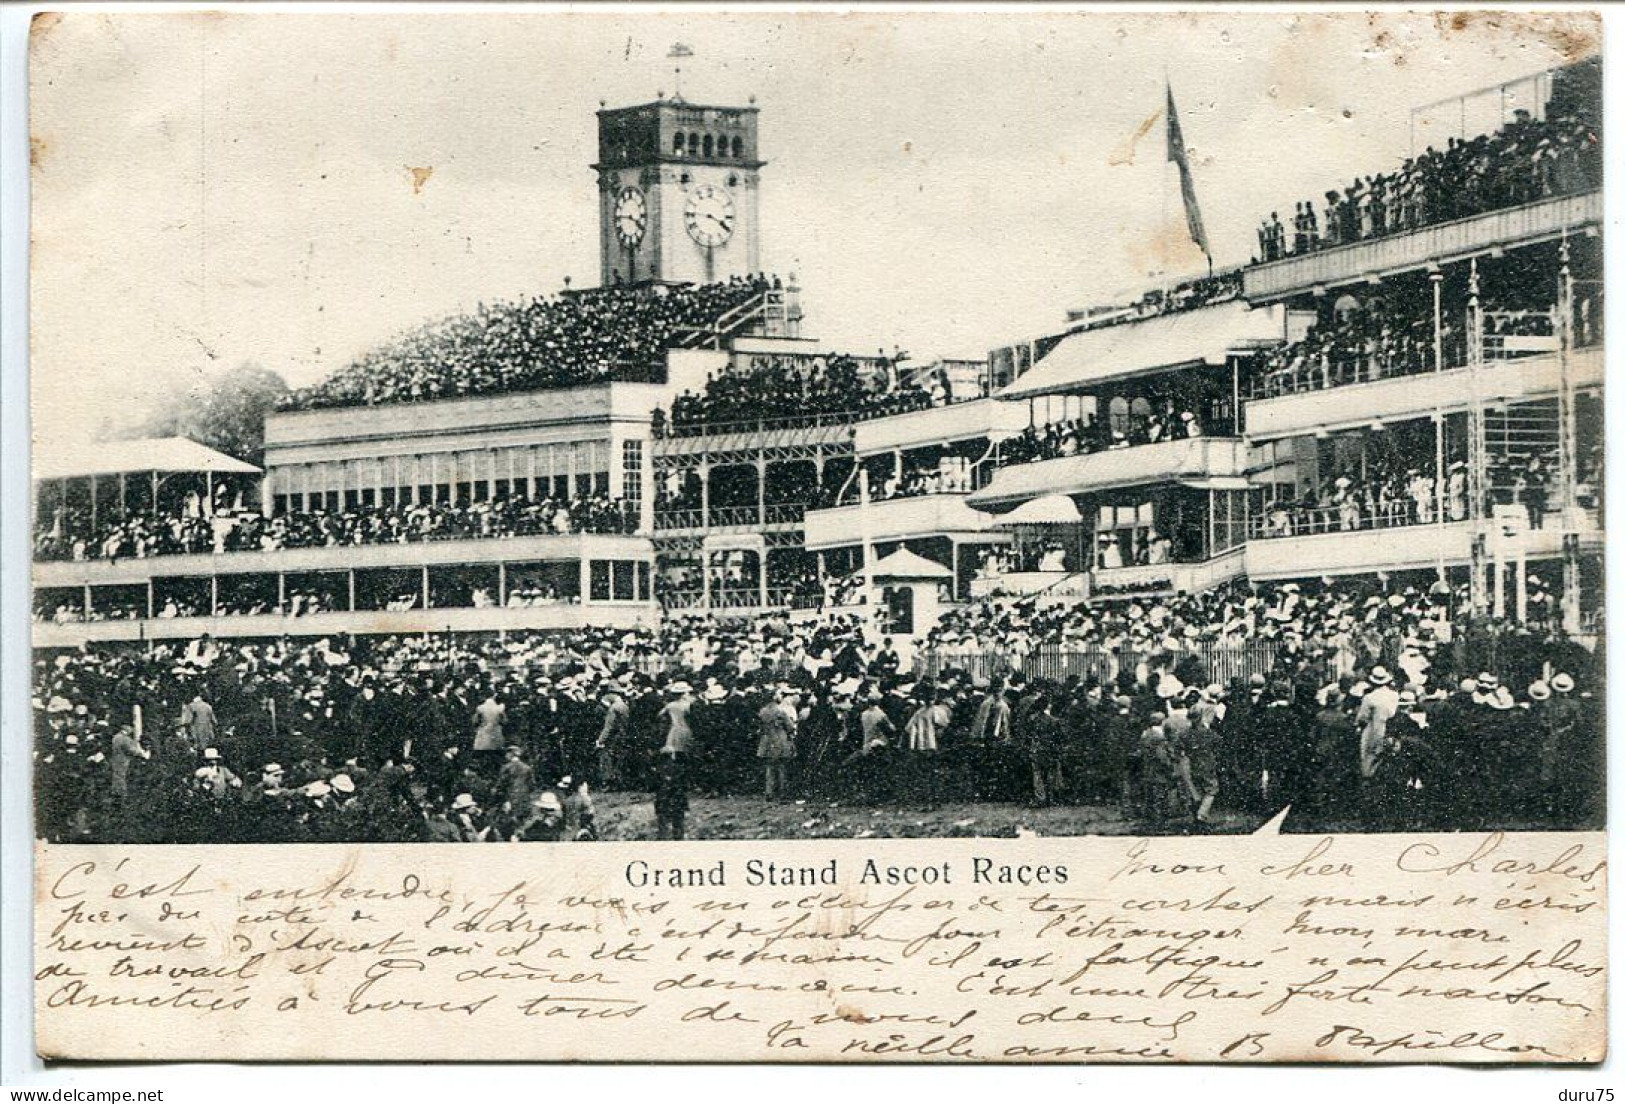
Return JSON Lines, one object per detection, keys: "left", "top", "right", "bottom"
{"left": 270, "top": 470, "right": 611, "bottom": 516}
{"left": 35, "top": 558, "right": 654, "bottom": 620}
{"left": 673, "top": 131, "right": 745, "bottom": 159}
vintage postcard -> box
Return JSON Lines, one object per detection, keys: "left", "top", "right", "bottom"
{"left": 24, "top": 9, "right": 1606, "bottom": 1064}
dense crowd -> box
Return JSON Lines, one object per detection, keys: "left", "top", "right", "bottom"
{"left": 34, "top": 577, "right": 1600, "bottom": 843}
{"left": 278, "top": 277, "right": 774, "bottom": 411}
{"left": 1256, "top": 109, "right": 1601, "bottom": 262}
{"left": 655, "top": 353, "right": 957, "bottom": 437}
{"left": 35, "top": 492, "right": 637, "bottom": 563}
{"left": 1070, "top": 270, "right": 1243, "bottom": 331}
{"left": 1255, "top": 292, "right": 1455, "bottom": 399}
{"left": 1257, "top": 452, "right": 1556, "bottom": 538}
{"left": 999, "top": 400, "right": 1209, "bottom": 466}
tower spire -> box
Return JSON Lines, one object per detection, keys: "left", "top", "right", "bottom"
{"left": 668, "top": 43, "right": 693, "bottom": 102}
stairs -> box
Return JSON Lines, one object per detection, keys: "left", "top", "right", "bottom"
{"left": 1484, "top": 397, "right": 1560, "bottom": 492}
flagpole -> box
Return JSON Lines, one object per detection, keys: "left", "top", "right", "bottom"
{"left": 1160, "top": 72, "right": 1170, "bottom": 296}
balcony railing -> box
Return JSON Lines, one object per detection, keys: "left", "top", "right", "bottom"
{"left": 803, "top": 492, "right": 998, "bottom": 551}
{"left": 1245, "top": 344, "right": 1604, "bottom": 441}
{"left": 1243, "top": 191, "right": 1603, "bottom": 301}
{"left": 1251, "top": 502, "right": 1432, "bottom": 540}
{"left": 968, "top": 437, "right": 1248, "bottom": 510}
{"left": 653, "top": 502, "right": 807, "bottom": 531}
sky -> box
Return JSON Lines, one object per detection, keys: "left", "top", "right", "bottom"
{"left": 27, "top": 9, "right": 1597, "bottom": 442}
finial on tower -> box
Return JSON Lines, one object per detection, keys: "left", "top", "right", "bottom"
{"left": 668, "top": 43, "right": 694, "bottom": 102}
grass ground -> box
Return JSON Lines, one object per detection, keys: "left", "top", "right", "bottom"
{"left": 592, "top": 790, "right": 1258, "bottom": 840}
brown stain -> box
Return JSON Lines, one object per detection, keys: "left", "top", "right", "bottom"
{"left": 1421, "top": 10, "right": 1600, "bottom": 64}
{"left": 1124, "top": 221, "right": 1207, "bottom": 280}
{"left": 29, "top": 11, "right": 62, "bottom": 43}
{"left": 1107, "top": 106, "right": 1162, "bottom": 167}
{"left": 1436, "top": 10, "right": 1599, "bottom": 63}
{"left": 407, "top": 166, "right": 434, "bottom": 196}
{"left": 29, "top": 136, "right": 47, "bottom": 170}
{"left": 834, "top": 1002, "right": 867, "bottom": 1023}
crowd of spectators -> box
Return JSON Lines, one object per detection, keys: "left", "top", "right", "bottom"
{"left": 35, "top": 492, "right": 638, "bottom": 564}
{"left": 1257, "top": 451, "right": 1557, "bottom": 539}
{"left": 278, "top": 277, "right": 774, "bottom": 411}
{"left": 1247, "top": 286, "right": 1574, "bottom": 400}
{"left": 999, "top": 400, "right": 1209, "bottom": 467}
{"left": 1069, "top": 270, "right": 1243, "bottom": 332}
{"left": 33, "top": 577, "right": 1600, "bottom": 843}
{"left": 656, "top": 353, "right": 962, "bottom": 437}
{"left": 1256, "top": 109, "right": 1601, "bottom": 263}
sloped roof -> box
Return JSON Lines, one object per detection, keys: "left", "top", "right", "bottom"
{"left": 999, "top": 301, "right": 1284, "bottom": 400}
{"left": 34, "top": 437, "right": 261, "bottom": 481}
{"left": 866, "top": 548, "right": 954, "bottom": 580}
{"left": 994, "top": 493, "right": 1083, "bottom": 526}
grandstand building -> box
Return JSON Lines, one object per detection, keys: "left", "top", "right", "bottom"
{"left": 30, "top": 57, "right": 1606, "bottom": 648}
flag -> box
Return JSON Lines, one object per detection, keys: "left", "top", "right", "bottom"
{"left": 1165, "top": 83, "right": 1211, "bottom": 263}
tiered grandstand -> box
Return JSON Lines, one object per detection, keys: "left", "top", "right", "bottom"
{"left": 32, "top": 57, "right": 1605, "bottom": 648}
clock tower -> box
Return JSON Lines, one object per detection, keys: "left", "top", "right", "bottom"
{"left": 595, "top": 97, "right": 763, "bottom": 287}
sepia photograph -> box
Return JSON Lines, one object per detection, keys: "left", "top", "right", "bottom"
{"left": 26, "top": 12, "right": 1605, "bottom": 848}
{"left": 11, "top": 8, "right": 1613, "bottom": 1072}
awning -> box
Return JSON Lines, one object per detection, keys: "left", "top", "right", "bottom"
{"left": 999, "top": 301, "right": 1284, "bottom": 401}
{"left": 33, "top": 437, "right": 262, "bottom": 481}
{"left": 863, "top": 548, "right": 953, "bottom": 580}
{"left": 1178, "top": 476, "right": 1253, "bottom": 491}
{"left": 993, "top": 493, "right": 1083, "bottom": 527}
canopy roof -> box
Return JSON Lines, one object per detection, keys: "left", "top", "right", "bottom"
{"left": 994, "top": 493, "right": 1084, "bottom": 527}
{"left": 34, "top": 437, "right": 261, "bottom": 481}
{"left": 864, "top": 548, "right": 954, "bottom": 580}
{"left": 999, "top": 301, "right": 1284, "bottom": 401}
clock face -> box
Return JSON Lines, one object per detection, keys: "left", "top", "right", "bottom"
{"left": 684, "top": 184, "right": 735, "bottom": 248}
{"left": 614, "top": 187, "right": 647, "bottom": 248}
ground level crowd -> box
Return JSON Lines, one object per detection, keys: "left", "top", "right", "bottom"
{"left": 33, "top": 586, "right": 1602, "bottom": 843}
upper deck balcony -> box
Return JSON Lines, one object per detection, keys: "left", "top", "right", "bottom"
{"left": 1246, "top": 344, "right": 1604, "bottom": 441}
{"left": 1243, "top": 191, "right": 1602, "bottom": 304}
{"left": 966, "top": 436, "right": 1248, "bottom": 511}
{"left": 1246, "top": 509, "right": 1603, "bottom": 580}
{"left": 851, "top": 398, "right": 1029, "bottom": 457}
{"left": 802, "top": 493, "right": 1001, "bottom": 552}
{"left": 32, "top": 532, "right": 654, "bottom": 589}
{"left": 650, "top": 412, "right": 854, "bottom": 460}
{"left": 264, "top": 381, "right": 674, "bottom": 466}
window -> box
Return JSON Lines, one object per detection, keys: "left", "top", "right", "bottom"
{"left": 702, "top": 134, "right": 714, "bottom": 157}
{"left": 1109, "top": 396, "right": 1130, "bottom": 435}
{"left": 636, "top": 561, "right": 651, "bottom": 601}
{"left": 612, "top": 561, "right": 635, "bottom": 601}
{"left": 622, "top": 439, "right": 644, "bottom": 506}
{"left": 731, "top": 136, "right": 743, "bottom": 158}
{"left": 673, "top": 132, "right": 685, "bottom": 155}
{"left": 590, "top": 561, "right": 611, "bottom": 601}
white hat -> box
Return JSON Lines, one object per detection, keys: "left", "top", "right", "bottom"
{"left": 452, "top": 792, "right": 479, "bottom": 810}
{"left": 1487, "top": 686, "right": 1516, "bottom": 711}
{"left": 1367, "top": 666, "right": 1393, "bottom": 687}
{"left": 330, "top": 773, "right": 356, "bottom": 794}
{"left": 303, "top": 779, "right": 332, "bottom": 798}
{"left": 1551, "top": 672, "right": 1576, "bottom": 694}
{"left": 1528, "top": 681, "right": 1552, "bottom": 701}
{"left": 202, "top": 747, "right": 221, "bottom": 761}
